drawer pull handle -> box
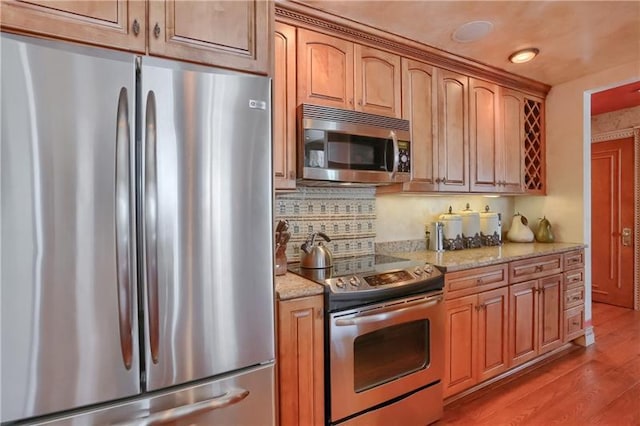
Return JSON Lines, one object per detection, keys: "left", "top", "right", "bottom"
{"left": 535, "top": 265, "right": 543, "bottom": 272}
{"left": 571, "top": 320, "right": 581, "bottom": 326}
{"left": 570, "top": 296, "right": 581, "bottom": 301}
{"left": 568, "top": 258, "right": 579, "bottom": 264}
{"left": 476, "top": 278, "right": 483, "bottom": 285}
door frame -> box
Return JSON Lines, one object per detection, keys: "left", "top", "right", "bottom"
{"left": 591, "top": 127, "right": 639, "bottom": 310}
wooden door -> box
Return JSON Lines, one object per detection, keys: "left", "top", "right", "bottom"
{"left": 509, "top": 280, "right": 538, "bottom": 367}
{"left": 354, "top": 45, "right": 402, "bottom": 118}
{"left": 278, "top": 296, "right": 324, "bottom": 426}
{"left": 274, "top": 22, "right": 297, "bottom": 190}
{"left": 148, "top": 0, "right": 270, "bottom": 74}
{"left": 0, "top": 0, "right": 145, "bottom": 52}
{"left": 297, "top": 29, "right": 354, "bottom": 109}
{"left": 401, "top": 59, "right": 438, "bottom": 190}
{"left": 499, "top": 88, "right": 525, "bottom": 193}
{"left": 477, "top": 287, "right": 509, "bottom": 382}
{"left": 591, "top": 137, "right": 635, "bottom": 308}
{"left": 469, "top": 79, "right": 500, "bottom": 192}
{"left": 444, "top": 295, "right": 477, "bottom": 397}
{"left": 438, "top": 70, "right": 469, "bottom": 192}
{"left": 538, "top": 274, "right": 563, "bottom": 354}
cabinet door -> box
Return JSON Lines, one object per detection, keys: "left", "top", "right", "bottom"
{"left": 278, "top": 296, "right": 324, "bottom": 426}
{"left": 297, "top": 29, "right": 354, "bottom": 109}
{"left": 444, "top": 295, "right": 477, "bottom": 397}
{"left": 538, "top": 274, "right": 563, "bottom": 354}
{"left": 148, "top": 0, "right": 270, "bottom": 74}
{"left": 354, "top": 45, "right": 402, "bottom": 118}
{"left": 499, "top": 88, "right": 525, "bottom": 192}
{"left": 469, "top": 79, "right": 500, "bottom": 192}
{"left": 401, "top": 58, "right": 438, "bottom": 190}
{"left": 0, "top": 0, "right": 145, "bottom": 52}
{"left": 437, "top": 70, "right": 469, "bottom": 192}
{"left": 274, "top": 22, "right": 297, "bottom": 190}
{"left": 477, "top": 287, "right": 509, "bottom": 382}
{"left": 509, "top": 280, "right": 538, "bottom": 367}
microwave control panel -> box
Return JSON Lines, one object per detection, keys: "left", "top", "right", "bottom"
{"left": 398, "top": 140, "right": 410, "bottom": 173}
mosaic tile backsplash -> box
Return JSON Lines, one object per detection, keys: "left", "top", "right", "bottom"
{"left": 275, "top": 187, "right": 376, "bottom": 262}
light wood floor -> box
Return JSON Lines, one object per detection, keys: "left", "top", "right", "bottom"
{"left": 437, "top": 302, "right": 640, "bottom": 425}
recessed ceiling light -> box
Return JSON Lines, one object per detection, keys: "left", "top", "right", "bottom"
{"left": 508, "top": 48, "right": 540, "bottom": 64}
{"left": 452, "top": 21, "right": 494, "bottom": 43}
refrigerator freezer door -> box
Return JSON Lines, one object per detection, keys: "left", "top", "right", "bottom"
{"left": 32, "top": 364, "right": 275, "bottom": 425}
{"left": 140, "top": 57, "right": 275, "bottom": 391}
{"left": 1, "top": 34, "right": 140, "bottom": 422}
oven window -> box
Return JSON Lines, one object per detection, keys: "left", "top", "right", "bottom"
{"left": 353, "top": 320, "right": 429, "bottom": 393}
{"left": 326, "top": 133, "right": 393, "bottom": 171}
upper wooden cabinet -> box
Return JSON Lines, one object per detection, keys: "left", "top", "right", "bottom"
{"left": 0, "top": 0, "right": 146, "bottom": 52}
{"left": 297, "top": 29, "right": 401, "bottom": 118}
{"left": 354, "top": 45, "right": 402, "bottom": 117}
{"left": 469, "top": 81, "right": 524, "bottom": 193}
{"left": 297, "top": 29, "right": 354, "bottom": 110}
{"left": 401, "top": 58, "right": 438, "bottom": 191}
{"left": 1, "top": 0, "right": 271, "bottom": 74}
{"left": 469, "top": 79, "right": 500, "bottom": 192}
{"left": 274, "top": 22, "right": 297, "bottom": 190}
{"left": 148, "top": 0, "right": 270, "bottom": 73}
{"left": 437, "top": 69, "right": 469, "bottom": 192}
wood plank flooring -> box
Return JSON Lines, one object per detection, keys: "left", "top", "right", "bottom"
{"left": 437, "top": 302, "right": 640, "bottom": 425}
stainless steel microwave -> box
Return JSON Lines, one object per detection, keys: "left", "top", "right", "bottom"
{"left": 298, "top": 104, "right": 411, "bottom": 184}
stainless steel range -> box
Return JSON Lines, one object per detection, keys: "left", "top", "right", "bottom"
{"left": 288, "top": 254, "right": 445, "bottom": 425}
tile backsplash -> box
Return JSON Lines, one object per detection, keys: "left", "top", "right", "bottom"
{"left": 275, "top": 187, "right": 376, "bottom": 262}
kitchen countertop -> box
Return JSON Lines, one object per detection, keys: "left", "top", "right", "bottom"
{"left": 275, "top": 242, "right": 586, "bottom": 300}
{"left": 387, "top": 242, "right": 586, "bottom": 272}
{"left": 275, "top": 272, "right": 324, "bottom": 301}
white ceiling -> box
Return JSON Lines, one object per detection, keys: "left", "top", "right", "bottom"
{"left": 294, "top": 0, "right": 640, "bottom": 87}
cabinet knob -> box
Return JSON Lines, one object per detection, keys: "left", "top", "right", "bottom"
{"left": 357, "top": 99, "right": 362, "bottom": 106}
{"left": 442, "top": 177, "right": 447, "bottom": 183}
{"left": 435, "top": 177, "right": 441, "bottom": 183}
{"left": 154, "top": 23, "right": 161, "bottom": 39}
{"left": 132, "top": 19, "right": 140, "bottom": 36}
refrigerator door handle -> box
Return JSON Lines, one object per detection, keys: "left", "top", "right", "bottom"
{"left": 116, "top": 87, "right": 133, "bottom": 370}
{"left": 144, "top": 90, "right": 160, "bottom": 364}
{"left": 117, "top": 388, "right": 250, "bottom": 425}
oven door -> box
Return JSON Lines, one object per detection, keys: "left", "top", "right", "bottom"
{"left": 329, "top": 292, "right": 444, "bottom": 422}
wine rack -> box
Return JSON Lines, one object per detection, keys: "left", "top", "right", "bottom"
{"left": 524, "top": 98, "right": 545, "bottom": 194}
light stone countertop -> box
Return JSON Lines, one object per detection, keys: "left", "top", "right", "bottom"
{"left": 275, "top": 242, "right": 586, "bottom": 300}
{"left": 388, "top": 242, "right": 586, "bottom": 272}
{"left": 275, "top": 272, "right": 324, "bottom": 301}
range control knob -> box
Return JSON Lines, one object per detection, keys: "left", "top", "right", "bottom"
{"left": 413, "top": 267, "right": 423, "bottom": 276}
{"left": 336, "top": 278, "right": 345, "bottom": 288}
{"left": 423, "top": 263, "right": 434, "bottom": 274}
{"left": 349, "top": 276, "right": 360, "bottom": 287}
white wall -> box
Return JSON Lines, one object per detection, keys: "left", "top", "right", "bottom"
{"left": 375, "top": 194, "right": 515, "bottom": 242}
{"left": 514, "top": 59, "right": 640, "bottom": 331}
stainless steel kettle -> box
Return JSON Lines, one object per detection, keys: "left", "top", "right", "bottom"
{"left": 300, "top": 232, "right": 333, "bottom": 269}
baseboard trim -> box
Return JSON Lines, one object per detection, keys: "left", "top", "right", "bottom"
{"left": 574, "top": 325, "right": 595, "bottom": 347}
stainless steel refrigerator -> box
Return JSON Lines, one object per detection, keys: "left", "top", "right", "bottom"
{"left": 1, "top": 33, "right": 275, "bottom": 425}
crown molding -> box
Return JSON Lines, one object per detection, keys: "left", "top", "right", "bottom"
{"left": 591, "top": 128, "right": 635, "bottom": 142}
{"left": 275, "top": 0, "right": 551, "bottom": 97}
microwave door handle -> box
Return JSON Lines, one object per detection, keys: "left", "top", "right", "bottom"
{"left": 390, "top": 130, "right": 399, "bottom": 178}
{"left": 335, "top": 294, "right": 443, "bottom": 326}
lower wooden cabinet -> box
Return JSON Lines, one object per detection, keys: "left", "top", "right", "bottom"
{"left": 277, "top": 295, "right": 324, "bottom": 426}
{"left": 509, "top": 274, "right": 563, "bottom": 368}
{"left": 444, "top": 286, "right": 508, "bottom": 397}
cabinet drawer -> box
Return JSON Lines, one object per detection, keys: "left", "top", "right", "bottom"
{"left": 509, "top": 254, "right": 563, "bottom": 283}
{"left": 564, "top": 285, "right": 585, "bottom": 310}
{"left": 445, "top": 263, "right": 508, "bottom": 298}
{"left": 563, "top": 249, "right": 584, "bottom": 270}
{"left": 564, "top": 305, "right": 585, "bottom": 341}
{"left": 564, "top": 268, "right": 584, "bottom": 289}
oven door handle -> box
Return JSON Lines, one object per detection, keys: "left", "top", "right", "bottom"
{"left": 334, "top": 294, "right": 443, "bottom": 326}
